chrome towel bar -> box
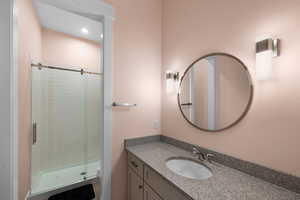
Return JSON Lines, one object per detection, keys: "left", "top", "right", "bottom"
{"left": 112, "top": 102, "right": 137, "bottom": 107}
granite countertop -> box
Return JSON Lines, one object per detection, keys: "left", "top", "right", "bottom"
{"left": 126, "top": 141, "right": 300, "bottom": 200}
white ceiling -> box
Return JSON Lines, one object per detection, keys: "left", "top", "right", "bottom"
{"left": 34, "top": 1, "right": 103, "bottom": 42}
{"left": 34, "top": 0, "right": 114, "bottom": 19}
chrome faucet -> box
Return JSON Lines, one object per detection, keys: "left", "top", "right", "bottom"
{"left": 192, "top": 146, "right": 206, "bottom": 161}
{"left": 192, "top": 146, "right": 215, "bottom": 163}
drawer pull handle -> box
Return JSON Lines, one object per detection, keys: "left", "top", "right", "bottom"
{"left": 32, "top": 122, "right": 37, "bottom": 144}
{"left": 139, "top": 185, "right": 143, "bottom": 189}
{"left": 131, "top": 161, "right": 138, "bottom": 168}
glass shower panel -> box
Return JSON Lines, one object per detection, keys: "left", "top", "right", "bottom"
{"left": 31, "top": 67, "right": 88, "bottom": 194}
{"left": 83, "top": 73, "right": 103, "bottom": 179}
{"left": 31, "top": 67, "right": 47, "bottom": 192}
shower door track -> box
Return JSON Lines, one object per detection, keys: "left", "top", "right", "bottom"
{"left": 31, "top": 63, "right": 103, "bottom": 76}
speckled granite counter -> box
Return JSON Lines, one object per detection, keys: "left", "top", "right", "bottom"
{"left": 126, "top": 141, "right": 300, "bottom": 200}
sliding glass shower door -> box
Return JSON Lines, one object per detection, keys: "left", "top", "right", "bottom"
{"left": 31, "top": 67, "right": 102, "bottom": 194}
{"left": 83, "top": 73, "right": 103, "bottom": 179}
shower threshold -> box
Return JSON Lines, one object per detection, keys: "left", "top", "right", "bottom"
{"left": 29, "top": 161, "right": 100, "bottom": 199}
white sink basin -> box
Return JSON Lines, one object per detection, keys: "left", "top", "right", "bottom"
{"left": 166, "top": 157, "right": 212, "bottom": 180}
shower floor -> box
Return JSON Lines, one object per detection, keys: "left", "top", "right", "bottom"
{"left": 31, "top": 161, "right": 100, "bottom": 195}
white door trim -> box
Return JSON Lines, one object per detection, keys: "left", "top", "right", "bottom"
{"left": 11, "top": 0, "right": 19, "bottom": 199}
{"left": 101, "top": 15, "right": 113, "bottom": 200}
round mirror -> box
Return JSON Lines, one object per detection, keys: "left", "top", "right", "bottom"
{"left": 178, "top": 53, "right": 253, "bottom": 132}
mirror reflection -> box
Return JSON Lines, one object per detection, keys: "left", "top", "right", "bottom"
{"left": 178, "top": 53, "right": 253, "bottom": 132}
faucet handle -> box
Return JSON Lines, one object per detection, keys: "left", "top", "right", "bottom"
{"left": 192, "top": 147, "right": 200, "bottom": 155}
{"left": 206, "top": 153, "right": 215, "bottom": 163}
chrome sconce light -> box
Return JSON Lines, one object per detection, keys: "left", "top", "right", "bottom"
{"left": 166, "top": 71, "right": 180, "bottom": 94}
{"left": 256, "top": 38, "right": 280, "bottom": 80}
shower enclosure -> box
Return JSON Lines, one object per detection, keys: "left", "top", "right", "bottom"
{"left": 31, "top": 65, "right": 103, "bottom": 194}
{"left": 25, "top": 1, "right": 114, "bottom": 199}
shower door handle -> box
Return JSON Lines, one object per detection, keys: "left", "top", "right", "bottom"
{"left": 32, "top": 122, "right": 37, "bottom": 145}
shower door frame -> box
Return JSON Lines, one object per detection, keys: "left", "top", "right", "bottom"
{"left": 10, "top": 0, "right": 115, "bottom": 200}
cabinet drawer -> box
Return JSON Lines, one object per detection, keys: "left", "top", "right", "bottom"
{"left": 144, "top": 165, "right": 192, "bottom": 200}
{"left": 128, "top": 152, "right": 144, "bottom": 177}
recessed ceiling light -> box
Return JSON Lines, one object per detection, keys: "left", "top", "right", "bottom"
{"left": 81, "top": 28, "right": 89, "bottom": 35}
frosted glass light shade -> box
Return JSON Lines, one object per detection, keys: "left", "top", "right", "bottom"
{"left": 166, "top": 71, "right": 180, "bottom": 94}
{"left": 256, "top": 50, "right": 272, "bottom": 80}
{"left": 174, "top": 79, "right": 180, "bottom": 94}
{"left": 166, "top": 78, "right": 174, "bottom": 94}
{"left": 166, "top": 79, "right": 180, "bottom": 94}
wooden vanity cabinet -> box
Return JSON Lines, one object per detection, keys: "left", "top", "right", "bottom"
{"left": 127, "top": 152, "right": 191, "bottom": 200}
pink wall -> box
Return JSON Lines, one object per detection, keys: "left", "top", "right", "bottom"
{"left": 18, "top": 0, "right": 300, "bottom": 199}
{"left": 162, "top": 0, "right": 300, "bottom": 177}
{"left": 42, "top": 29, "right": 101, "bottom": 73}
{"left": 18, "top": 0, "right": 162, "bottom": 199}
{"left": 17, "top": 0, "right": 162, "bottom": 199}
{"left": 17, "top": 0, "right": 42, "bottom": 199}
{"left": 103, "top": 0, "right": 162, "bottom": 199}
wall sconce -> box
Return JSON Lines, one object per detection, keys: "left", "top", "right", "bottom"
{"left": 256, "top": 38, "right": 280, "bottom": 80}
{"left": 166, "top": 71, "right": 180, "bottom": 94}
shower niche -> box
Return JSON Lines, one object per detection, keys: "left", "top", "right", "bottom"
{"left": 30, "top": 0, "right": 104, "bottom": 196}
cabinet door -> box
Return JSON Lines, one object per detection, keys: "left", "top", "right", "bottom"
{"left": 144, "top": 166, "right": 192, "bottom": 200}
{"left": 128, "top": 168, "right": 144, "bottom": 200}
{"left": 144, "top": 183, "right": 163, "bottom": 200}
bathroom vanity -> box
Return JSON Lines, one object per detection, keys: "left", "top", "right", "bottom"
{"left": 128, "top": 152, "right": 191, "bottom": 200}
{"left": 126, "top": 136, "right": 300, "bottom": 200}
